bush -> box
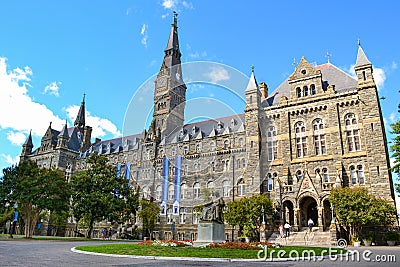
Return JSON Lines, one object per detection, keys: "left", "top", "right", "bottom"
{"left": 383, "top": 231, "right": 400, "bottom": 241}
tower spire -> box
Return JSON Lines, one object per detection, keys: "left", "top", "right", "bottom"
{"left": 163, "top": 11, "right": 181, "bottom": 68}
{"left": 74, "top": 94, "right": 86, "bottom": 130}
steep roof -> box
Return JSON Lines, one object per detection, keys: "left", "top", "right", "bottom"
{"left": 263, "top": 63, "right": 357, "bottom": 107}
{"left": 355, "top": 45, "right": 371, "bottom": 67}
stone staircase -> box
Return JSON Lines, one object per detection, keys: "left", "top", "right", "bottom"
{"left": 268, "top": 227, "right": 333, "bottom": 247}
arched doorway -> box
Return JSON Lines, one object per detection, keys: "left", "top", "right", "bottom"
{"left": 282, "top": 200, "right": 294, "bottom": 225}
{"left": 323, "top": 199, "right": 332, "bottom": 230}
{"left": 299, "top": 196, "right": 318, "bottom": 227}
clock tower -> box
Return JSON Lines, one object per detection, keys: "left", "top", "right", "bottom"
{"left": 150, "top": 12, "right": 186, "bottom": 141}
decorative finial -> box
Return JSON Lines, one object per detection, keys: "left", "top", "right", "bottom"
{"left": 83, "top": 93, "right": 86, "bottom": 102}
{"left": 251, "top": 65, "right": 255, "bottom": 73}
{"left": 173, "top": 11, "right": 178, "bottom": 26}
{"left": 325, "top": 50, "right": 332, "bottom": 64}
{"left": 358, "top": 38, "right": 361, "bottom": 47}
{"left": 49, "top": 121, "right": 52, "bottom": 127}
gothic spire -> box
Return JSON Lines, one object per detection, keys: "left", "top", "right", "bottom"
{"left": 245, "top": 66, "right": 259, "bottom": 92}
{"left": 163, "top": 11, "right": 181, "bottom": 68}
{"left": 355, "top": 41, "right": 371, "bottom": 67}
{"left": 23, "top": 130, "right": 33, "bottom": 147}
{"left": 59, "top": 120, "right": 69, "bottom": 138}
{"left": 74, "top": 94, "right": 86, "bottom": 129}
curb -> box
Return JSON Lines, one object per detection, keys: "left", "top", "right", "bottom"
{"left": 71, "top": 247, "right": 350, "bottom": 262}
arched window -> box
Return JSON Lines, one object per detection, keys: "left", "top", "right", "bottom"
{"left": 237, "top": 179, "right": 245, "bottom": 196}
{"left": 268, "top": 173, "right": 274, "bottom": 191}
{"left": 288, "top": 175, "right": 293, "bottom": 185}
{"left": 297, "top": 87, "right": 302, "bottom": 98}
{"left": 311, "top": 84, "right": 316, "bottom": 95}
{"left": 207, "top": 181, "right": 214, "bottom": 199}
{"left": 156, "top": 185, "right": 162, "bottom": 200}
{"left": 183, "top": 146, "right": 188, "bottom": 155}
{"left": 313, "top": 118, "right": 326, "bottom": 156}
{"left": 223, "top": 180, "right": 230, "bottom": 197}
{"left": 303, "top": 86, "right": 309, "bottom": 96}
{"left": 210, "top": 141, "right": 215, "bottom": 151}
{"left": 239, "top": 138, "right": 244, "bottom": 147}
{"left": 196, "top": 143, "right": 202, "bottom": 153}
{"left": 322, "top": 168, "right": 329, "bottom": 182}
{"left": 261, "top": 179, "right": 268, "bottom": 194}
{"left": 237, "top": 159, "right": 241, "bottom": 169}
{"left": 65, "top": 162, "right": 72, "bottom": 182}
{"left": 295, "top": 121, "right": 308, "bottom": 158}
{"left": 181, "top": 183, "right": 187, "bottom": 199}
{"left": 193, "top": 182, "right": 200, "bottom": 198}
{"left": 168, "top": 184, "right": 174, "bottom": 200}
{"left": 210, "top": 162, "right": 215, "bottom": 172}
{"left": 345, "top": 114, "right": 361, "bottom": 152}
{"left": 224, "top": 140, "right": 229, "bottom": 149}
{"left": 296, "top": 170, "right": 303, "bottom": 181}
{"left": 267, "top": 126, "right": 277, "bottom": 161}
{"left": 242, "top": 159, "right": 246, "bottom": 168}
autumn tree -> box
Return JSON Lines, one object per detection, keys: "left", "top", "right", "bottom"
{"left": 330, "top": 186, "right": 396, "bottom": 243}
{"left": 0, "top": 161, "right": 70, "bottom": 238}
{"left": 137, "top": 199, "right": 160, "bottom": 239}
{"left": 224, "top": 194, "right": 273, "bottom": 241}
{"left": 69, "top": 153, "right": 138, "bottom": 238}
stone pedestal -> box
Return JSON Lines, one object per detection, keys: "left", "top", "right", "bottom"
{"left": 193, "top": 222, "right": 226, "bottom": 247}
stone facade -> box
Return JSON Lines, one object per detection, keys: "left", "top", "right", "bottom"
{"left": 21, "top": 17, "right": 396, "bottom": 240}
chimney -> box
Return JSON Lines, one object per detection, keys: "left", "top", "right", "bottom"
{"left": 260, "top": 82, "right": 268, "bottom": 100}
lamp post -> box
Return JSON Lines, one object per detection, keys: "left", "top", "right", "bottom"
{"left": 260, "top": 205, "right": 266, "bottom": 242}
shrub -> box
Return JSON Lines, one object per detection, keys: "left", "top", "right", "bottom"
{"left": 383, "top": 231, "right": 400, "bottom": 241}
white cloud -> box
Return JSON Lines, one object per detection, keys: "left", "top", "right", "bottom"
{"left": 206, "top": 66, "right": 230, "bottom": 83}
{"left": 182, "top": 1, "right": 194, "bottom": 9}
{"left": 65, "top": 105, "right": 121, "bottom": 139}
{"left": 7, "top": 131, "right": 27, "bottom": 146}
{"left": 0, "top": 57, "right": 65, "bottom": 139}
{"left": 126, "top": 8, "right": 132, "bottom": 16}
{"left": 162, "top": 0, "right": 177, "bottom": 9}
{"left": 140, "top": 24, "right": 148, "bottom": 47}
{"left": 43, "top": 81, "right": 61, "bottom": 97}
{"left": 391, "top": 61, "right": 398, "bottom": 70}
{"left": 189, "top": 51, "right": 207, "bottom": 59}
{"left": 1, "top": 154, "right": 19, "bottom": 165}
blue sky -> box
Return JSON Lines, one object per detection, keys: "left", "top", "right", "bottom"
{"left": 1, "top": 0, "right": 400, "bottom": 185}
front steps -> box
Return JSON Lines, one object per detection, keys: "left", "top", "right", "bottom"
{"left": 268, "top": 227, "right": 333, "bottom": 247}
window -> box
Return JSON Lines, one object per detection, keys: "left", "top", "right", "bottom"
{"left": 237, "top": 179, "right": 245, "bottom": 196}
{"left": 181, "top": 183, "right": 187, "bottom": 199}
{"left": 183, "top": 146, "right": 188, "bottom": 155}
{"left": 211, "top": 162, "right": 215, "bottom": 172}
{"left": 268, "top": 173, "right": 273, "bottom": 191}
{"left": 295, "top": 121, "right": 307, "bottom": 157}
{"left": 267, "top": 126, "right": 277, "bottom": 161}
{"left": 237, "top": 159, "right": 241, "bottom": 169}
{"left": 168, "top": 184, "right": 174, "bottom": 200}
{"left": 172, "top": 148, "right": 176, "bottom": 156}
{"left": 65, "top": 162, "right": 72, "bottom": 182}
{"left": 207, "top": 181, "right": 214, "bottom": 199}
{"left": 322, "top": 168, "right": 329, "bottom": 182}
{"left": 296, "top": 170, "right": 303, "bottom": 181}
{"left": 303, "top": 86, "right": 309, "bottom": 96}
{"left": 261, "top": 179, "right": 268, "bottom": 194}
{"left": 224, "top": 140, "right": 229, "bottom": 149}
{"left": 350, "top": 166, "right": 357, "bottom": 185}
{"left": 210, "top": 141, "right": 215, "bottom": 151}
{"left": 297, "top": 87, "right": 302, "bottom": 98}
{"left": 239, "top": 138, "right": 244, "bottom": 147}
{"left": 345, "top": 114, "right": 361, "bottom": 152}
{"left": 156, "top": 185, "right": 162, "bottom": 200}
{"left": 313, "top": 119, "right": 326, "bottom": 156}
{"left": 242, "top": 159, "right": 246, "bottom": 168}
{"left": 311, "top": 84, "right": 316, "bottom": 95}
{"left": 223, "top": 180, "right": 230, "bottom": 197}
{"left": 196, "top": 143, "right": 202, "bottom": 153}
{"left": 193, "top": 182, "right": 200, "bottom": 198}
{"left": 357, "top": 165, "right": 365, "bottom": 184}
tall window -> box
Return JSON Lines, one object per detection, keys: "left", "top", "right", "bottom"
{"left": 210, "top": 162, "right": 215, "bottom": 172}
{"left": 210, "top": 141, "right": 215, "bottom": 151}
{"left": 322, "top": 168, "right": 329, "bottom": 182}
{"left": 267, "top": 126, "right": 277, "bottom": 161}
{"left": 181, "top": 183, "right": 187, "bottom": 199}
{"left": 183, "top": 146, "right": 188, "bottom": 155}
{"left": 196, "top": 143, "right": 202, "bottom": 153}
{"left": 311, "top": 84, "right": 316, "bottom": 95}
{"left": 297, "top": 87, "right": 302, "bottom": 98}
{"left": 268, "top": 173, "right": 273, "bottom": 191}
{"left": 242, "top": 159, "right": 246, "bottom": 168}
{"left": 224, "top": 140, "right": 229, "bottom": 149}
{"left": 313, "top": 118, "right": 326, "bottom": 155}
{"left": 207, "top": 181, "right": 214, "bottom": 199}
{"left": 156, "top": 185, "right": 162, "bottom": 200}
{"left": 237, "top": 159, "right": 241, "bottom": 169}
{"left": 239, "top": 138, "right": 244, "bottom": 147}
{"left": 237, "top": 179, "right": 245, "bottom": 196}
{"left": 345, "top": 114, "right": 361, "bottom": 152}
{"left": 168, "top": 184, "right": 174, "bottom": 200}
{"left": 193, "top": 182, "right": 200, "bottom": 198}
{"left": 223, "top": 180, "right": 230, "bottom": 197}
{"left": 303, "top": 86, "right": 309, "bottom": 96}
{"left": 295, "top": 121, "right": 307, "bottom": 158}
{"left": 296, "top": 170, "right": 303, "bottom": 181}
{"left": 65, "top": 162, "right": 72, "bottom": 182}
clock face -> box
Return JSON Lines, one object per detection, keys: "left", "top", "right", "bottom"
{"left": 157, "top": 77, "right": 167, "bottom": 88}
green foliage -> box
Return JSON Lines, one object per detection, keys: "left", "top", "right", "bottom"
{"left": 70, "top": 154, "right": 139, "bottom": 238}
{"left": 137, "top": 199, "right": 160, "bottom": 237}
{"left": 383, "top": 230, "right": 400, "bottom": 241}
{"left": 224, "top": 194, "right": 273, "bottom": 241}
{"left": 330, "top": 187, "right": 396, "bottom": 243}
{"left": 390, "top": 119, "right": 400, "bottom": 194}
{"left": 0, "top": 161, "right": 70, "bottom": 237}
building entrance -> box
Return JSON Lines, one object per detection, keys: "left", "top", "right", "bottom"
{"left": 299, "top": 196, "right": 318, "bottom": 227}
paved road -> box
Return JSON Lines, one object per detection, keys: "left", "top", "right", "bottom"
{"left": 0, "top": 240, "right": 399, "bottom": 267}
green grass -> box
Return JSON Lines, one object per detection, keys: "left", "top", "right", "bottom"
{"left": 75, "top": 244, "right": 347, "bottom": 259}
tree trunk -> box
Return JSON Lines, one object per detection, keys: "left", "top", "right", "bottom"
{"left": 87, "top": 216, "right": 95, "bottom": 238}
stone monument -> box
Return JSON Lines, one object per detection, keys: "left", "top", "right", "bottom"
{"left": 194, "top": 198, "right": 226, "bottom": 247}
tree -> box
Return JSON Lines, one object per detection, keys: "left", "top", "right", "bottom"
{"left": 69, "top": 153, "right": 138, "bottom": 238}
{"left": 137, "top": 199, "right": 160, "bottom": 238}
{"left": 224, "top": 194, "right": 273, "bottom": 241}
{"left": 390, "top": 117, "right": 400, "bottom": 194}
{"left": 0, "top": 161, "right": 70, "bottom": 238}
{"left": 330, "top": 186, "right": 396, "bottom": 243}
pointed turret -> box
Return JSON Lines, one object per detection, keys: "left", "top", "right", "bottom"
{"left": 163, "top": 11, "right": 182, "bottom": 68}
{"left": 74, "top": 94, "right": 86, "bottom": 131}
{"left": 245, "top": 66, "right": 261, "bottom": 110}
{"left": 245, "top": 66, "right": 259, "bottom": 92}
{"left": 21, "top": 130, "right": 33, "bottom": 157}
{"left": 354, "top": 41, "right": 375, "bottom": 88}
{"left": 57, "top": 121, "right": 70, "bottom": 149}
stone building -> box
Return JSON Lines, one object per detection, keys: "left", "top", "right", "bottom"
{"left": 21, "top": 15, "right": 396, "bottom": 240}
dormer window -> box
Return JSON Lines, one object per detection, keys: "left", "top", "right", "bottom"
{"left": 217, "top": 121, "right": 224, "bottom": 130}
{"left": 192, "top": 126, "right": 197, "bottom": 134}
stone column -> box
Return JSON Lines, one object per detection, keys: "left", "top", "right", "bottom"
{"left": 317, "top": 206, "right": 323, "bottom": 231}
{"left": 293, "top": 208, "right": 299, "bottom": 231}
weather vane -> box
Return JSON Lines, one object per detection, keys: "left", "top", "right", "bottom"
{"left": 325, "top": 50, "right": 332, "bottom": 63}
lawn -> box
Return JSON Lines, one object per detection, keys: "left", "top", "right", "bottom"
{"left": 75, "top": 243, "right": 346, "bottom": 259}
